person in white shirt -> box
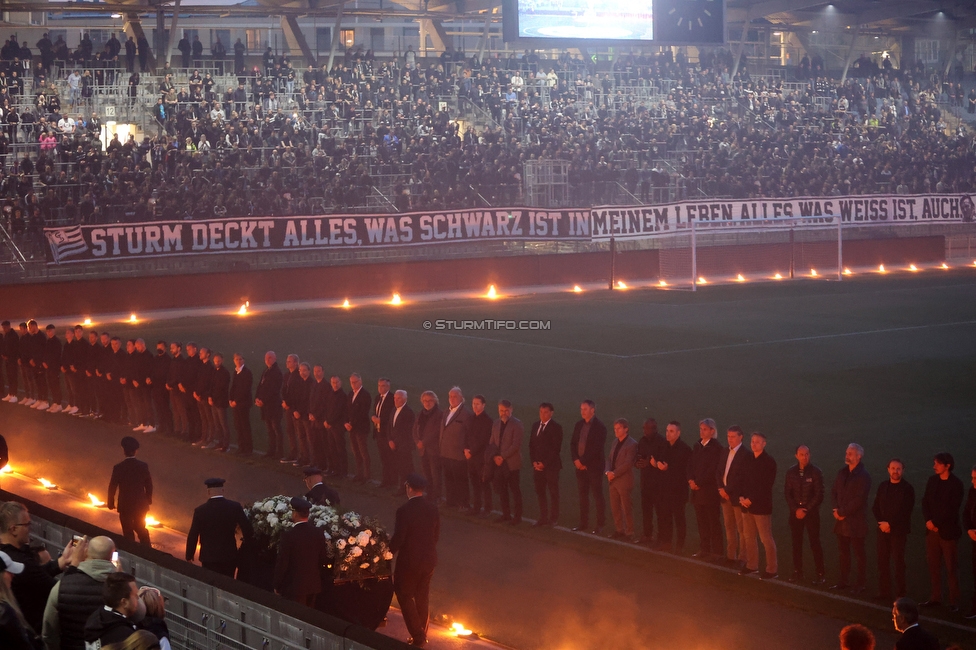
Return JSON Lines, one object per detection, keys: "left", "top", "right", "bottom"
{"left": 58, "top": 115, "right": 76, "bottom": 135}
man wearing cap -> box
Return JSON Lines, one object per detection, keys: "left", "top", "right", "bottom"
{"left": 391, "top": 474, "right": 440, "bottom": 648}
{"left": 42, "top": 536, "right": 117, "bottom": 650}
{"left": 303, "top": 467, "right": 340, "bottom": 507}
{"left": 273, "top": 497, "right": 329, "bottom": 606}
{"left": 186, "top": 478, "right": 253, "bottom": 578}
{"left": 107, "top": 437, "right": 153, "bottom": 546}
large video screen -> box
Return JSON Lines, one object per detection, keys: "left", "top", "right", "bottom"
{"left": 509, "top": 0, "right": 725, "bottom": 45}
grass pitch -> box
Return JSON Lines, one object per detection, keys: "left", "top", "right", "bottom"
{"left": 122, "top": 269, "right": 976, "bottom": 600}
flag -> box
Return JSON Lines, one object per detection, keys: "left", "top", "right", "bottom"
{"left": 44, "top": 226, "right": 88, "bottom": 264}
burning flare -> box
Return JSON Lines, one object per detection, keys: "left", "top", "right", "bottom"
{"left": 88, "top": 493, "right": 106, "bottom": 507}
{"left": 843, "top": 268, "right": 853, "bottom": 276}
{"left": 773, "top": 273, "right": 783, "bottom": 280}
{"left": 83, "top": 318, "right": 92, "bottom": 326}
{"left": 451, "top": 622, "right": 473, "bottom": 637}
{"left": 810, "top": 269, "right": 818, "bottom": 277}
{"left": 908, "top": 264, "right": 918, "bottom": 272}
{"left": 572, "top": 285, "right": 583, "bottom": 293}
{"left": 38, "top": 478, "right": 57, "bottom": 489}
{"left": 736, "top": 274, "right": 746, "bottom": 282}
{"left": 878, "top": 264, "right": 886, "bottom": 273}
{"left": 342, "top": 299, "right": 351, "bottom": 309}
{"left": 128, "top": 314, "right": 138, "bottom": 323}
{"left": 485, "top": 285, "right": 498, "bottom": 299}
{"left": 237, "top": 301, "right": 250, "bottom": 315}
{"left": 658, "top": 280, "right": 668, "bottom": 287}
{"left": 697, "top": 277, "right": 708, "bottom": 285}
{"left": 390, "top": 293, "right": 402, "bottom": 305}
{"left": 616, "top": 280, "right": 628, "bottom": 289}
{"left": 145, "top": 515, "right": 162, "bottom": 528}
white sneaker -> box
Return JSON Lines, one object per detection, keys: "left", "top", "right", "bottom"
{"left": 22, "top": 398, "right": 35, "bottom": 406}
{"left": 142, "top": 426, "right": 156, "bottom": 434}
{"left": 34, "top": 401, "right": 49, "bottom": 410}
{"left": 66, "top": 406, "right": 79, "bottom": 415}
{"left": 47, "top": 404, "right": 62, "bottom": 413}
{"left": 132, "top": 425, "right": 147, "bottom": 431}
{"left": 7, "top": 396, "right": 17, "bottom": 404}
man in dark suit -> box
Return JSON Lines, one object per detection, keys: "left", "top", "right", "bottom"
{"left": 831, "top": 443, "right": 872, "bottom": 593}
{"left": 892, "top": 598, "right": 940, "bottom": 650}
{"left": 303, "top": 466, "right": 340, "bottom": 507}
{"left": 180, "top": 342, "right": 203, "bottom": 441}
{"left": 489, "top": 399, "right": 524, "bottom": 525}
{"left": 345, "top": 373, "right": 372, "bottom": 482}
{"left": 192, "top": 347, "right": 216, "bottom": 447}
{"left": 920, "top": 451, "right": 964, "bottom": 610}
{"left": 273, "top": 497, "right": 329, "bottom": 606}
{"left": 279, "top": 354, "right": 302, "bottom": 464}
{"left": 873, "top": 458, "right": 915, "bottom": 600}
{"left": 308, "top": 365, "right": 332, "bottom": 470}
{"left": 185, "top": 478, "right": 253, "bottom": 578}
{"left": 413, "top": 391, "right": 443, "bottom": 503}
{"left": 570, "top": 399, "right": 607, "bottom": 534}
{"left": 166, "top": 342, "right": 187, "bottom": 438}
{"left": 464, "top": 395, "right": 493, "bottom": 516}
{"left": 208, "top": 352, "right": 231, "bottom": 451}
{"left": 323, "top": 375, "right": 348, "bottom": 477}
{"left": 229, "top": 353, "right": 254, "bottom": 455}
{"left": 717, "top": 424, "right": 750, "bottom": 568}
{"left": 687, "top": 418, "right": 723, "bottom": 558}
{"left": 964, "top": 465, "right": 976, "bottom": 620}
{"left": 391, "top": 474, "right": 440, "bottom": 648}
{"left": 389, "top": 390, "right": 416, "bottom": 494}
{"left": 440, "top": 387, "right": 472, "bottom": 509}
{"left": 635, "top": 418, "right": 665, "bottom": 544}
{"left": 107, "top": 436, "right": 153, "bottom": 545}
{"left": 657, "top": 420, "right": 692, "bottom": 552}
{"left": 529, "top": 402, "right": 562, "bottom": 527}
{"left": 372, "top": 378, "right": 397, "bottom": 487}
{"left": 148, "top": 340, "right": 172, "bottom": 436}
{"left": 254, "top": 351, "right": 283, "bottom": 459}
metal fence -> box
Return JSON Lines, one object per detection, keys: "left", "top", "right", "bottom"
{"left": 9, "top": 491, "right": 407, "bottom": 650}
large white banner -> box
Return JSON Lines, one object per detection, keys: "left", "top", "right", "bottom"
{"left": 590, "top": 193, "right": 974, "bottom": 240}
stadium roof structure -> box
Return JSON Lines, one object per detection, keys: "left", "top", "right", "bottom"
{"left": 727, "top": 0, "right": 976, "bottom": 33}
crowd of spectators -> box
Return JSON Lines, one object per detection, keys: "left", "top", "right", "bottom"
{"left": 0, "top": 43, "right": 974, "bottom": 259}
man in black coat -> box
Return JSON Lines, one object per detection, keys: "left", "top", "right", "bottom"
{"left": 82, "top": 573, "right": 140, "bottom": 647}
{"left": 635, "top": 418, "right": 665, "bottom": 544}
{"left": 308, "top": 365, "right": 332, "bottom": 469}
{"left": 873, "top": 458, "right": 915, "bottom": 600}
{"left": 785, "top": 444, "right": 826, "bottom": 584}
{"left": 372, "top": 378, "right": 397, "bottom": 487}
{"left": 303, "top": 467, "right": 340, "bottom": 506}
{"left": 279, "top": 355, "right": 304, "bottom": 465}
{"left": 465, "top": 395, "right": 493, "bottom": 516}
{"left": 180, "top": 342, "right": 203, "bottom": 441}
{"left": 42, "top": 324, "right": 63, "bottom": 412}
{"left": 892, "top": 598, "right": 940, "bottom": 650}
{"left": 186, "top": 478, "right": 253, "bottom": 578}
{"left": 229, "top": 353, "right": 254, "bottom": 455}
{"left": 130, "top": 339, "right": 154, "bottom": 432}
{"left": 323, "top": 375, "right": 348, "bottom": 476}
{"left": 208, "top": 353, "right": 231, "bottom": 451}
{"left": 738, "top": 433, "right": 777, "bottom": 579}
{"left": 656, "top": 421, "right": 692, "bottom": 553}
{"left": 391, "top": 474, "right": 440, "bottom": 648}
{"left": 0, "top": 501, "right": 82, "bottom": 633}
{"left": 717, "top": 424, "right": 750, "bottom": 568}
{"left": 920, "top": 452, "right": 964, "bottom": 610}
{"left": 192, "top": 347, "right": 216, "bottom": 447}
{"left": 529, "top": 402, "right": 563, "bottom": 527}
{"left": 166, "top": 342, "right": 188, "bottom": 438}
{"left": 107, "top": 436, "right": 153, "bottom": 545}
{"left": 254, "top": 351, "right": 283, "bottom": 459}
{"left": 570, "top": 399, "right": 607, "bottom": 534}
{"left": 831, "top": 443, "right": 872, "bottom": 593}
{"left": 273, "top": 497, "right": 329, "bottom": 606}
{"left": 389, "top": 390, "right": 416, "bottom": 493}
{"left": 0, "top": 321, "right": 19, "bottom": 402}
{"left": 345, "top": 373, "right": 372, "bottom": 482}
{"left": 686, "top": 418, "right": 723, "bottom": 559}
{"left": 148, "top": 341, "right": 173, "bottom": 436}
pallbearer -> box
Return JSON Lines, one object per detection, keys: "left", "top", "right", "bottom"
{"left": 185, "top": 478, "right": 253, "bottom": 578}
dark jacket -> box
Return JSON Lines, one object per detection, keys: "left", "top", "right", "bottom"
{"left": 831, "top": 462, "right": 872, "bottom": 538}
{"left": 687, "top": 438, "right": 722, "bottom": 505}
{"left": 570, "top": 417, "right": 607, "bottom": 471}
{"left": 324, "top": 387, "right": 347, "bottom": 429}
{"left": 964, "top": 486, "right": 976, "bottom": 536}
{"left": 82, "top": 607, "right": 137, "bottom": 647}
{"left": 346, "top": 387, "right": 372, "bottom": 434}
{"left": 872, "top": 480, "right": 915, "bottom": 536}
{"left": 209, "top": 365, "right": 231, "bottom": 408}
{"left": 391, "top": 405, "right": 416, "bottom": 451}
{"left": 784, "top": 463, "right": 825, "bottom": 515}
{"left": 658, "top": 437, "right": 692, "bottom": 505}
{"left": 895, "top": 625, "right": 940, "bottom": 650}
{"left": 529, "top": 419, "right": 563, "bottom": 471}
{"left": 255, "top": 362, "right": 283, "bottom": 418}
{"left": 921, "top": 472, "right": 965, "bottom": 540}
{"left": 107, "top": 457, "right": 153, "bottom": 514}
{"left": 412, "top": 406, "right": 442, "bottom": 456}
{"left": 273, "top": 521, "right": 329, "bottom": 598}
{"left": 229, "top": 366, "right": 253, "bottom": 407}
{"left": 0, "top": 542, "right": 60, "bottom": 634}
{"left": 466, "top": 411, "right": 494, "bottom": 463}
{"left": 48, "top": 560, "right": 115, "bottom": 650}
{"left": 289, "top": 375, "right": 311, "bottom": 418}
{"left": 717, "top": 443, "right": 751, "bottom": 506}
{"left": 373, "top": 391, "right": 395, "bottom": 443}
{"left": 186, "top": 496, "right": 253, "bottom": 564}
{"left": 742, "top": 451, "right": 776, "bottom": 516}
{"left": 149, "top": 351, "right": 170, "bottom": 391}
{"left": 636, "top": 431, "right": 666, "bottom": 484}
{"left": 0, "top": 603, "right": 39, "bottom": 650}
{"left": 308, "top": 379, "right": 331, "bottom": 422}
{"left": 390, "top": 495, "right": 440, "bottom": 579}
{"left": 193, "top": 359, "right": 215, "bottom": 401}
{"left": 42, "top": 335, "right": 61, "bottom": 369}
{"left": 306, "top": 482, "right": 340, "bottom": 507}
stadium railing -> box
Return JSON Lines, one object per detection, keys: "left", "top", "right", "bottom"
{"left": 0, "top": 488, "right": 409, "bottom": 650}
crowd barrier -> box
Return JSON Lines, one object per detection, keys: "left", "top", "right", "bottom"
{"left": 0, "top": 489, "right": 408, "bottom": 650}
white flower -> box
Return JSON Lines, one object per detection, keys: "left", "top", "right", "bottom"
{"left": 373, "top": 557, "right": 379, "bottom": 563}
{"left": 350, "top": 546, "right": 363, "bottom": 557}
{"left": 267, "top": 514, "right": 279, "bottom": 527}
{"left": 356, "top": 532, "right": 371, "bottom": 547}
{"left": 383, "top": 551, "right": 393, "bottom": 560}
{"left": 262, "top": 501, "right": 275, "bottom": 513}
{"left": 348, "top": 536, "right": 357, "bottom": 544}
{"left": 360, "top": 562, "right": 370, "bottom": 569}
{"left": 369, "top": 539, "right": 376, "bottom": 546}
{"left": 275, "top": 502, "right": 288, "bottom": 513}
{"left": 337, "top": 539, "right": 347, "bottom": 550}
{"left": 323, "top": 532, "right": 332, "bottom": 540}
{"left": 330, "top": 525, "right": 339, "bottom": 533}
